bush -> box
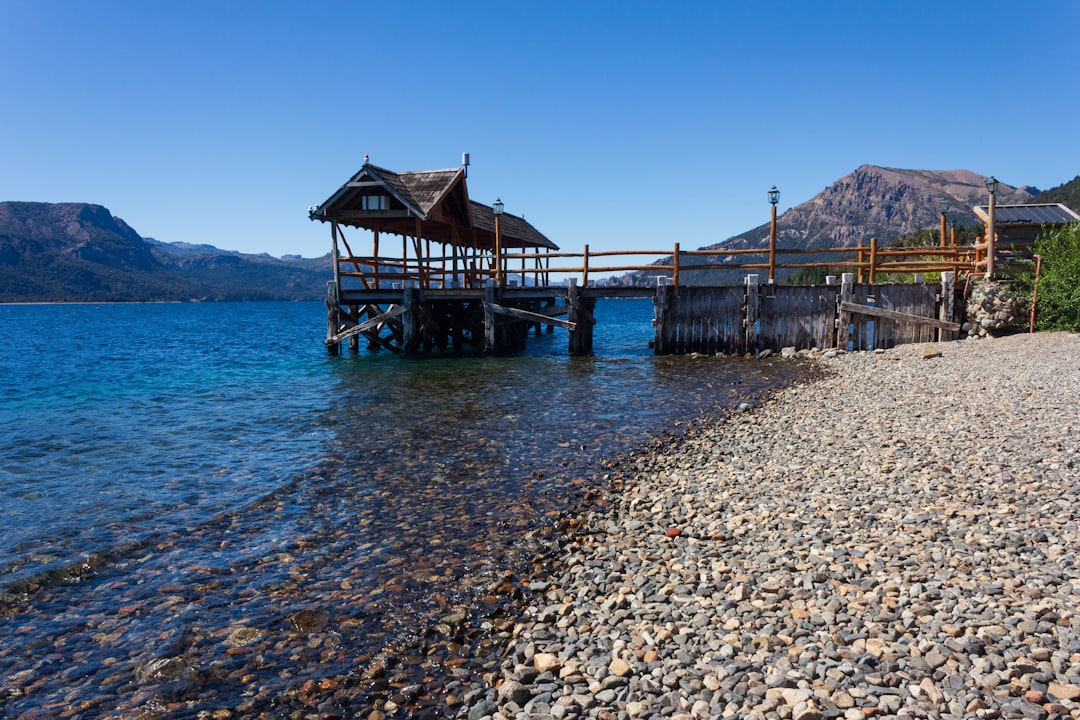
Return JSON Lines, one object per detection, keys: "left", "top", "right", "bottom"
{"left": 1023, "top": 222, "right": 1080, "bottom": 331}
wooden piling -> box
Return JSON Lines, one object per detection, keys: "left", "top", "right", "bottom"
{"left": 938, "top": 271, "right": 956, "bottom": 342}
{"left": 567, "top": 280, "right": 596, "bottom": 356}
{"left": 837, "top": 273, "right": 854, "bottom": 351}
{"left": 744, "top": 275, "right": 760, "bottom": 353}
{"left": 653, "top": 284, "right": 677, "bottom": 354}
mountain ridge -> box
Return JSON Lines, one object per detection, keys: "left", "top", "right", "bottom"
{"left": 0, "top": 201, "right": 330, "bottom": 302}
{"left": 1, "top": 166, "right": 1075, "bottom": 301}
{"left": 607, "top": 165, "right": 1055, "bottom": 286}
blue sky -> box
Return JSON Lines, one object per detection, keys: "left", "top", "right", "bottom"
{"left": 2, "top": 1, "right": 1078, "bottom": 259}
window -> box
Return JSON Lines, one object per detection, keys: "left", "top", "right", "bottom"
{"left": 362, "top": 195, "right": 388, "bottom": 211}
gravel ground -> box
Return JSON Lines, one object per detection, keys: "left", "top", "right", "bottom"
{"left": 471, "top": 332, "right": 1080, "bottom": 720}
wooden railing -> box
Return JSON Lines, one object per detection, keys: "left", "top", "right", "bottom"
{"left": 334, "top": 239, "right": 988, "bottom": 290}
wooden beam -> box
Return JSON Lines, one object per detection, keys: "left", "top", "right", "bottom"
{"left": 484, "top": 302, "right": 576, "bottom": 330}
{"left": 325, "top": 305, "right": 407, "bottom": 345}
{"left": 839, "top": 302, "right": 960, "bottom": 331}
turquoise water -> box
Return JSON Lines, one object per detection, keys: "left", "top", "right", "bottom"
{"left": 0, "top": 299, "right": 809, "bottom": 717}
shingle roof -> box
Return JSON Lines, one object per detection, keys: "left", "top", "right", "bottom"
{"left": 312, "top": 163, "right": 557, "bottom": 250}
{"left": 469, "top": 201, "right": 557, "bottom": 250}
{"left": 367, "top": 165, "right": 461, "bottom": 219}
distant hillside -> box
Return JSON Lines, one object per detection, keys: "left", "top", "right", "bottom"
{"left": 1033, "top": 175, "right": 1080, "bottom": 213}
{"left": 606, "top": 165, "right": 1040, "bottom": 286}
{"left": 0, "top": 202, "right": 331, "bottom": 302}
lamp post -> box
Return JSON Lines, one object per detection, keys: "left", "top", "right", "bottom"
{"left": 768, "top": 186, "right": 779, "bottom": 283}
{"left": 985, "top": 176, "right": 998, "bottom": 278}
{"left": 492, "top": 198, "right": 504, "bottom": 286}
{"left": 938, "top": 199, "right": 949, "bottom": 249}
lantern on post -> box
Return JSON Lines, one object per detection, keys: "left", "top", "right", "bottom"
{"left": 767, "top": 186, "right": 779, "bottom": 283}
{"left": 985, "top": 177, "right": 998, "bottom": 278}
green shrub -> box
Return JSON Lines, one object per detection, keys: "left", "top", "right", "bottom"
{"left": 1024, "top": 222, "right": 1080, "bottom": 331}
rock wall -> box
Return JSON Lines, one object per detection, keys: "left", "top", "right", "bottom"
{"left": 963, "top": 280, "right": 1027, "bottom": 337}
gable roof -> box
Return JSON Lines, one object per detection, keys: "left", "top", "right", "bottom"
{"left": 468, "top": 201, "right": 557, "bottom": 250}
{"left": 315, "top": 163, "right": 465, "bottom": 222}
{"left": 310, "top": 162, "right": 557, "bottom": 251}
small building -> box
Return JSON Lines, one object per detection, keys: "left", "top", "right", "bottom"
{"left": 308, "top": 159, "right": 566, "bottom": 356}
{"left": 309, "top": 160, "right": 557, "bottom": 294}
{"left": 972, "top": 202, "right": 1079, "bottom": 261}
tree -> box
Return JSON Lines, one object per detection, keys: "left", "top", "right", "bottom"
{"left": 1022, "top": 222, "right": 1080, "bottom": 331}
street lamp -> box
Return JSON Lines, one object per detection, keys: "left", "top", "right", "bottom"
{"left": 768, "top": 186, "right": 779, "bottom": 283}
{"left": 985, "top": 176, "right": 998, "bottom": 278}
{"left": 492, "top": 198, "right": 504, "bottom": 286}
{"left": 938, "top": 198, "right": 949, "bottom": 248}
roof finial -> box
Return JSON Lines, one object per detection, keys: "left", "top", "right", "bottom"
{"left": 364, "top": 154, "right": 370, "bottom": 164}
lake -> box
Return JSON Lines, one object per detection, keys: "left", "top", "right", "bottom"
{"left": 0, "top": 299, "right": 811, "bottom": 718}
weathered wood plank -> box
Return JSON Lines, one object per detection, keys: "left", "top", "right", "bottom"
{"left": 839, "top": 301, "right": 960, "bottom": 331}
{"left": 325, "top": 305, "right": 407, "bottom": 345}
{"left": 484, "top": 302, "right": 576, "bottom": 330}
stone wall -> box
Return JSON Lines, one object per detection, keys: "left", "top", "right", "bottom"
{"left": 963, "top": 280, "right": 1027, "bottom": 337}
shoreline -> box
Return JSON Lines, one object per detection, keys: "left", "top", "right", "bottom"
{"left": 471, "top": 333, "right": 1080, "bottom": 720}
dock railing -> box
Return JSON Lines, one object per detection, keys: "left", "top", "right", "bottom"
{"left": 335, "top": 238, "right": 986, "bottom": 290}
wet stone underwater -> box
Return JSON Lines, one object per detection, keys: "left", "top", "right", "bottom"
{"left": 0, "top": 303, "right": 814, "bottom": 720}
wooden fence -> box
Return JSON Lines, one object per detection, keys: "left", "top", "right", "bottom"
{"left": 333, "top": 236, "right": 986, "bottom": 292}
{"left": 652, "top": 273, "right": 961, "bottom": 355}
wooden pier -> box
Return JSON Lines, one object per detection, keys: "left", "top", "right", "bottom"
{"left": 322, "top": 273, "right": 961, "bottom": 357}
{"left": 310, "top": 160, "right": 985, "bottom": 358}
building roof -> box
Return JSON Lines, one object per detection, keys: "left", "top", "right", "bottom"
{"left": 310, "top": 162, "right": 557, "bottom": 251}
{"left": 972, "top": 203, "right": 1080, "bottom": 226}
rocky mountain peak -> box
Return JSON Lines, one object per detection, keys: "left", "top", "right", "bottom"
{"left": 714, "top": 165, "right": 1037, "bottom": 254}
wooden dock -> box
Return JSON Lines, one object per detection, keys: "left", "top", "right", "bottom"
{"left": 325, "top": 273, "right": 961, "bottom": 357}
{"left": 309, "top": 160, "right": 975, "bottom": 359}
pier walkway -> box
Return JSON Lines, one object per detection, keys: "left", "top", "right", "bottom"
{"left": 308, "top": 160, "right": 1009, "bottom": 358}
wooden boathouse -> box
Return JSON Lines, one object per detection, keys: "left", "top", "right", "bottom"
{"left": 310, "top": 160, "right": 1001, "bottom": 358}
{"left": 310, "top": 159, "right": 596, "bottom": 356}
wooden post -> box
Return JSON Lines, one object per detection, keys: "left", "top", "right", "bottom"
{"left": 856, "top": 245, "right": 865, "bottom": 284}
{"left": 326, "top": 282, "right": 340, "bottom": 356}
{"left": 744, "top": 274, "right": 760, "bottom": 354}
{"left": 348, "top": 304, "right": 359, "bottom": 354}
{"left": 868, "top": 237, "right": 878, "bottom": 284}
{"left": 372, "top": 229, "right": 380, "bottom": 289}
{"left": 837, "top": 272, "right": 854, "bottom": 351}
{"left": 483, "top": 283, "right": 496, "bottom": 353}
{"left": 494, "top": 214, "right": 502, "bottom": 287}
{"left": 582, "top": 244, "right": 590, "bottom": 287}
{"left": 402, "top": 287, "right": 421, "bottom": 355}
{"left": 331, "top": 221, "right": 342, "bottom": 292}
{"left": 768, "top": 204, "right": 777, "bottom": 283}
{"left": 986, "top": 185, "right": 996, "bottom": 278}
{"left": 567, "top": 279, "right": 595, "bottom": 356}
{"left": 939, "top": 271, "right": 956, "bottom": 342}
{"left": 653, "top": 283, "right": 677, "bottom": 355}
{"left": 673, "top": 242, "right": 681, "bottom": 288}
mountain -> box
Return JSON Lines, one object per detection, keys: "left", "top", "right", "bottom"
{"left": 1032, "top": 175, "right": 1080, "bottom": 211}
{"left": 605, "top": 165, "right": 1040, "bottom": 286}
{"left": 0, "top": 202, "right": 331, "bottom": 302}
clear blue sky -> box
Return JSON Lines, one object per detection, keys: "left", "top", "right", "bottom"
{"left": 2, "top": 1, "right": 1078, "bottom": 259}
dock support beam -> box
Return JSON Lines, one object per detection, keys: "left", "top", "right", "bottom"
{"left": 567, "top": 281, "right": 595, "bottom": 356}
{"left": 653, "top": 284, "right": 677, "bottom": 354}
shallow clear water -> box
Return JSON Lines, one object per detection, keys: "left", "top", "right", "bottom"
{"left": 0, "top": 299, "right": 810, "bottom": 717}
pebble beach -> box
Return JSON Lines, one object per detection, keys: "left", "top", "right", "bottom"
{"left": 475, "top": 332, "right": 1080, "bottom": 720}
